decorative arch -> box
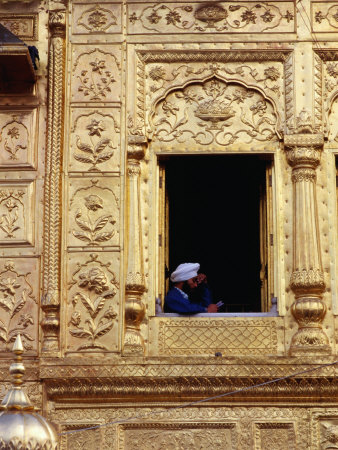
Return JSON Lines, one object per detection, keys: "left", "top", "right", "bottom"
{"left": 149, "top": 75, "right": 281, "bottom": 148}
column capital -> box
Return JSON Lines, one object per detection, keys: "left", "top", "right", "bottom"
{"left": 284, "top": 134, "right": 324, "bottom": 168}
{"left": 49, "top": 10, "right": 66, "bottom": 37}
{"left": 127, "top": 135, "right": 148, "bottom": 161}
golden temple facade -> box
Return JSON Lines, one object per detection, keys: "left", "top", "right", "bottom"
{"left": 0, "top": 0, "right": 338, "bottom": 448}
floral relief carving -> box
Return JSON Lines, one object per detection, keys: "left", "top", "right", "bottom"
{"left": 77, "top": 5, "right": 117, "bottom": 32}
{"left": 151, "top": 78, "right": 278, "bottom": 147}
{"left": 74, "top": 118, "right": 116, "bottom": 171}
{"left": 0, "top": 261, "right": 36, "bottom": 351}
{"left": 0, "top": 117, "right": 29, "bottom": 163}
{"left": 73, "top": 48, "right": 120, "bottom": 102}
{"left": 0, "top": 190, "right": 24, "bottom": 239}
{"left": 73, "top": 194, "right": 115, "bottom": 246}
{"left": 68, "top": 254, "right": 118, "bottom": 351}
{"left": 128, "top": 2, "right": 294, "bottom": 33}
{"left": 69, "top": 179, "right": 120, "bottom": 248}
{"left": 255, "top": 423, "right": 296, "bottom": 450}
{"left": 314, "top": 4, "right": 338, "bottom": 30}
{"left": 0, "top": 15, "right": 37, "bottom": 40}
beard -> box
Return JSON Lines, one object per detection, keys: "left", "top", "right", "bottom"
{"left": 182, "top": 281, "right": 193, "bottom": 295}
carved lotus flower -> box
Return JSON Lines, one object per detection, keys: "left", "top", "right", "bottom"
{"left": 86, "top": 119, "right": 105, "bottom": 137}
{"left": 0, "top": 277, "right": 20, "bottom": 296}
{"left": 78, "top": 267, "right": 108, "bottom": 294}
{"left": 149, "top": 66, "right": 166, "bottom": 82}
{"left": 264, "top": 67, "right": 280, "bottom": 81}
{"left": 7, "top": 127, "right": 19, "bottom": 139}
{"left": 84, "top": 195, "right": 103, "bottom": 211}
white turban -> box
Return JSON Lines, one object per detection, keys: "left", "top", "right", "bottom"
{"left": 170, "top": 263, "right": 200, "bottom": 283}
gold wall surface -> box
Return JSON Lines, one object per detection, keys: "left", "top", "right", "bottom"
{"left": 0, "top": 0, "right": 338, "bottom": 448}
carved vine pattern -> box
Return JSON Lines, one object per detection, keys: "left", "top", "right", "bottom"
{"left": 77, "top": 59, "right": 116, "bottom": 100}
{"left": 129, "top": 2, "right": 294, "bottom": 33}
{"left": 74, "top": 118, "right": 115, "bottom": 171}
{"left": 315, "top": 5, "right": 338, "bottom": 29}
{"left": 0, "top": 261, "right": 36, "bottom": 350}
{"left": 68, "top": 254, "right": 118, "bottom": 351}
{"left": 152, "top": 78, "right": 277, "bottom": 146}
{"left": 148, "top": 62, "right": 281, "bottom": 98}
{"left": 0, "top": 190, "right": 24, "bottom": 238}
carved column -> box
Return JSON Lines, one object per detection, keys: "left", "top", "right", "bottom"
{"left": 284, "top": 133, "right": 330, "bottom": 355}
{"left": 41, "top": 11, "right": 66, "bottom": 354}
{"left": 123, "top": 136, "right": 147, "bottom": 356}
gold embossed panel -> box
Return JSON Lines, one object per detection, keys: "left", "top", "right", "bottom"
{"left": 0, "top": 14, "right": 37, "bottom": 40}
{"left": 72, "top": 3, "right": 122, "bottom": 35}
{"left": 67, "top": 177, "right": 120, "bottom": 250}
{"left": 119, "top": 423, "right": 237, "bottom": 450}
{"left": 254, "top": 422, "right": 296, "bottom": 450}
{"left": 69, "top": 108, "right": 120, "bottom": 173}
{"left": 65, "top": 251, "right": 120, "bottom": 353}
{"left": 152, "top": 318, "right": 278, "bottom": 356}
{"left": 71, "top": 46, "right": 121, "bottom": 104}
{"left": 0, "top": 109, "right": 37, "bottom": 168}
{"left": 127, "top": 2, "right": 295, "bottom": 34}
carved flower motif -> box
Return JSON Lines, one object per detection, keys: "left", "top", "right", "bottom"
{"left": 90, "top": 59, "right": 106, "bottom": 75}
{"left": 260, "top": 10, "right": 275, "bottom": 23}
{"left": 78, "top": 268, "right": 108, "bottom": 294}
{"left": 4, "top": 198, "right": 18, "bottom": 212}
{"left": 250, "top": 101, "right": 267, "bottom": 116}
{"left": 284, "top": 10, "right": 294, "bottom": 22}
{"left": 84, "top": 195, "right": 103, "bottom": 211}
{"left": 18, "top": 313, "right": 34, "bottom": 328}
{"left": 264, "top": 67, "right": 280, "bottom": 81}
{"left": 334, "top": 10, "right": 338, "bottom": 22}
{"left": 129, "top": 12, "right": 138, "bottom": 24}
{"left": 165, "top": 10, "right": 181, "bottom": 25}
{"left": 315, "top": 11, "right": 325, "bottom": 23}
{"left": 69, "top": 311, "right": 81, "bottom": 327}
{"left": 162, "top": 101, "right": 179, "bottom": 117}
{"left": 0, "top": 277, "right": 20, "bottom": 296}
{"left": 327, "top": 63, "right": 338, "bottom": 78}
{"left": 147, "top": 10, "right": 161, "bottom": 24}
{"left": 7, "top": 127, "right": 19, "bottom": 139}
{"left": 103, "top": 306, "right": 117, "bottom": 320}
{"left": 241, "top": 10, "right": 257, "bottom": 24}
{"left": 149, "top": 66, "right": 166, "bottom": 81}
{"left": 88, "top": 10, "right": 107, "bottom": 30}
{"left": 86, "top": 119, "right": 105, "bottom": 137}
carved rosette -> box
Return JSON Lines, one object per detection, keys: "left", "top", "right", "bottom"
{"left": 284, "top": 133, "right": 330, "bottom": 355}
{"left": 123, "top": 136, "right": 147, "bottom": 356}
{"left": 41, "top": 10, "right": 66, "bottom": 354}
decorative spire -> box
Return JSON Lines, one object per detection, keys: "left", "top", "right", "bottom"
{"left": 0, "top": 335, "right": 59, "bottom": 449}
{"left": 0, "top": 334, "right": 34, "bottom": 411}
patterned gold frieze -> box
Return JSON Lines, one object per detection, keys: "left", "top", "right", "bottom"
{"left": 127, "top": 2, "right": 295, "bottom": 35}
{"left": 71, "top": 3, "right": 122, "bottom": 35}
{"left": 120, "top": 423, "right": 237, "bottom": 450}
{"left": 69, "top": 109, "right": 121, "bottom": 173}
{"left": 0, "top": 14, "right": 37, "bottom": 40}
{"left": 152, "top": 318, "right": 278, "bottom": 356}
{"left": 65, "top": 251, "right": 120, "bottom": 353}
{"left": 0, "top": 181, "right": 35, "bottom": 246}
{"left": 71, "top": 46, "right": 122, "bottom": 104}
{"left": 0, "top": 109, "right": 37, "bottom": 169}
{"left": 0, "top": 258, "right": 39, "bottom": 354}
{"left": 67, "top": 177, "right": 120, "bottom": 250}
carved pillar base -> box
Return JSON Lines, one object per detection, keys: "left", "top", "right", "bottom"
{"left": 123, "top": 280, "right": 146, "bottom": 356}
{"left": 41, "top": 300, "right": 60, "bottom": 354}
{"left": 289, "top": 297, "right": 330, "bottom": 355}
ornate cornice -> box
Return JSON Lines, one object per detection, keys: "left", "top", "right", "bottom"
{"left": 137, "top": 50, "right": 292, "bottom": 64}
{"left": 44, "top": 376, "right": 338, "bottom": 402}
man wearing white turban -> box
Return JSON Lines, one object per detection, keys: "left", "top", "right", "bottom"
{"left": 164, "top": 263, "right": 218, "bottom": 314}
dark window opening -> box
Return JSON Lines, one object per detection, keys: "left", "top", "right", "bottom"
{"left": 160, "top": 154, "right": 273, "bottom": 313}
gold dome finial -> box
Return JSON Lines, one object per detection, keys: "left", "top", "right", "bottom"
{"left": 0, "top": 334, "right": 59, "bottom": 449}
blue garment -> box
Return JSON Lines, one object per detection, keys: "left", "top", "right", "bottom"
{"left": 164, "top": 286, "right": 212, "bottom": 314}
